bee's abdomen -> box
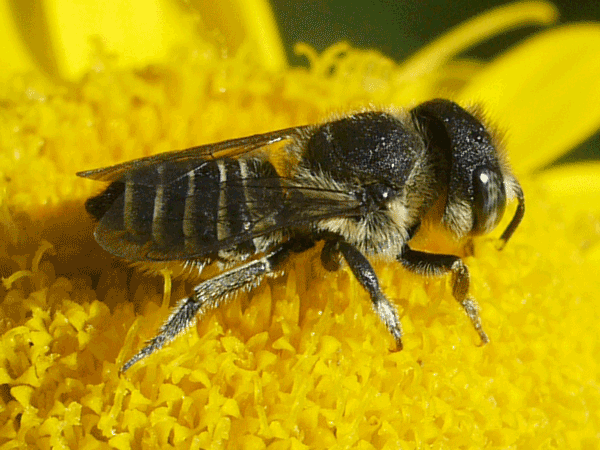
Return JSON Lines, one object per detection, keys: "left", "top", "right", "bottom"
{"left": 87, "top": 157, "right": 282, "bottom": 261}
{"left": 214, "top": 158, "right": 284, "bottom": 257}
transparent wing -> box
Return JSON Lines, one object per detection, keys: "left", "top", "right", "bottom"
{"left": 77, "top": 125, "right": 309, "bottom": 184}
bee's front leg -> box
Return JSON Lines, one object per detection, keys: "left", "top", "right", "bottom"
{"left": 396, "top": 244, "right": 489, "bottom": 346}
{"left": 121, "top": 236, "right": 314, "bottom": 372}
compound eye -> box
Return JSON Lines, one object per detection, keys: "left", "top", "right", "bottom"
{"left": 366, "top": 184, "right": 397, "bottom": 208}
{"left": 472, "top": 167, "right": 506, "bottom": 235}
{"left": 376, "top": 185, "right": 394, "bottom": 202}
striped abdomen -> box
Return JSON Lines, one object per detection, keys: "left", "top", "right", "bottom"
{"left": 85, "top": 157, "right": 284, "bottom": 261}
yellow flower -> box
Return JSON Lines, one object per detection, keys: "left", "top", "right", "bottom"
{"left": 1, "top": 1, "right": 600, "bottom": 449}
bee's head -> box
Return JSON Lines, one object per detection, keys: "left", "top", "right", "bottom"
{"left": 411, "top": 99, "right": 523, "bottom": 241}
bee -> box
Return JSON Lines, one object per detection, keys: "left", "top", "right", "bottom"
{"left": 78, "top": 99, "right": 524, "bottom": 372}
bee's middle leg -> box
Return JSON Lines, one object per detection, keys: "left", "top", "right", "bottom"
{"left": 121, "top": 236, "right": 314, "bottom": 372}
{"left": 324, "top": 241, "right": 404, "bottom": 350}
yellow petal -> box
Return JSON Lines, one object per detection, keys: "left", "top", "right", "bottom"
{"left": 536, "top": 162, "right": 600, "bottom": 199}
{"left": 397, "top": 1, "right": 558, "bottom": 80}
{"left": 0, "top": 0, "right": 38, "bottom": 78}
{"left": 190, "top": 0, "right": 286, "bottom": 71}
{"left": 43, "top": 0, "right": 198, "bottom": 80}
{"left": 535, "top": 162, "right": 600, "bottom": 276}
{"left": 459, "top": 24, "right": 600, "bottom": 173}
{"left": 13, "top": 0, "right": 285, "bottom": 81}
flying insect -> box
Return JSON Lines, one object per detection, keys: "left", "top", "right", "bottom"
{"left": 78, "top": 99, "right": 525, "bottom": 372}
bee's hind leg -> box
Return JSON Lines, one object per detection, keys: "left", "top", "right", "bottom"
{"left": 121, "top": 236, "right": 315, "bottom": 372}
